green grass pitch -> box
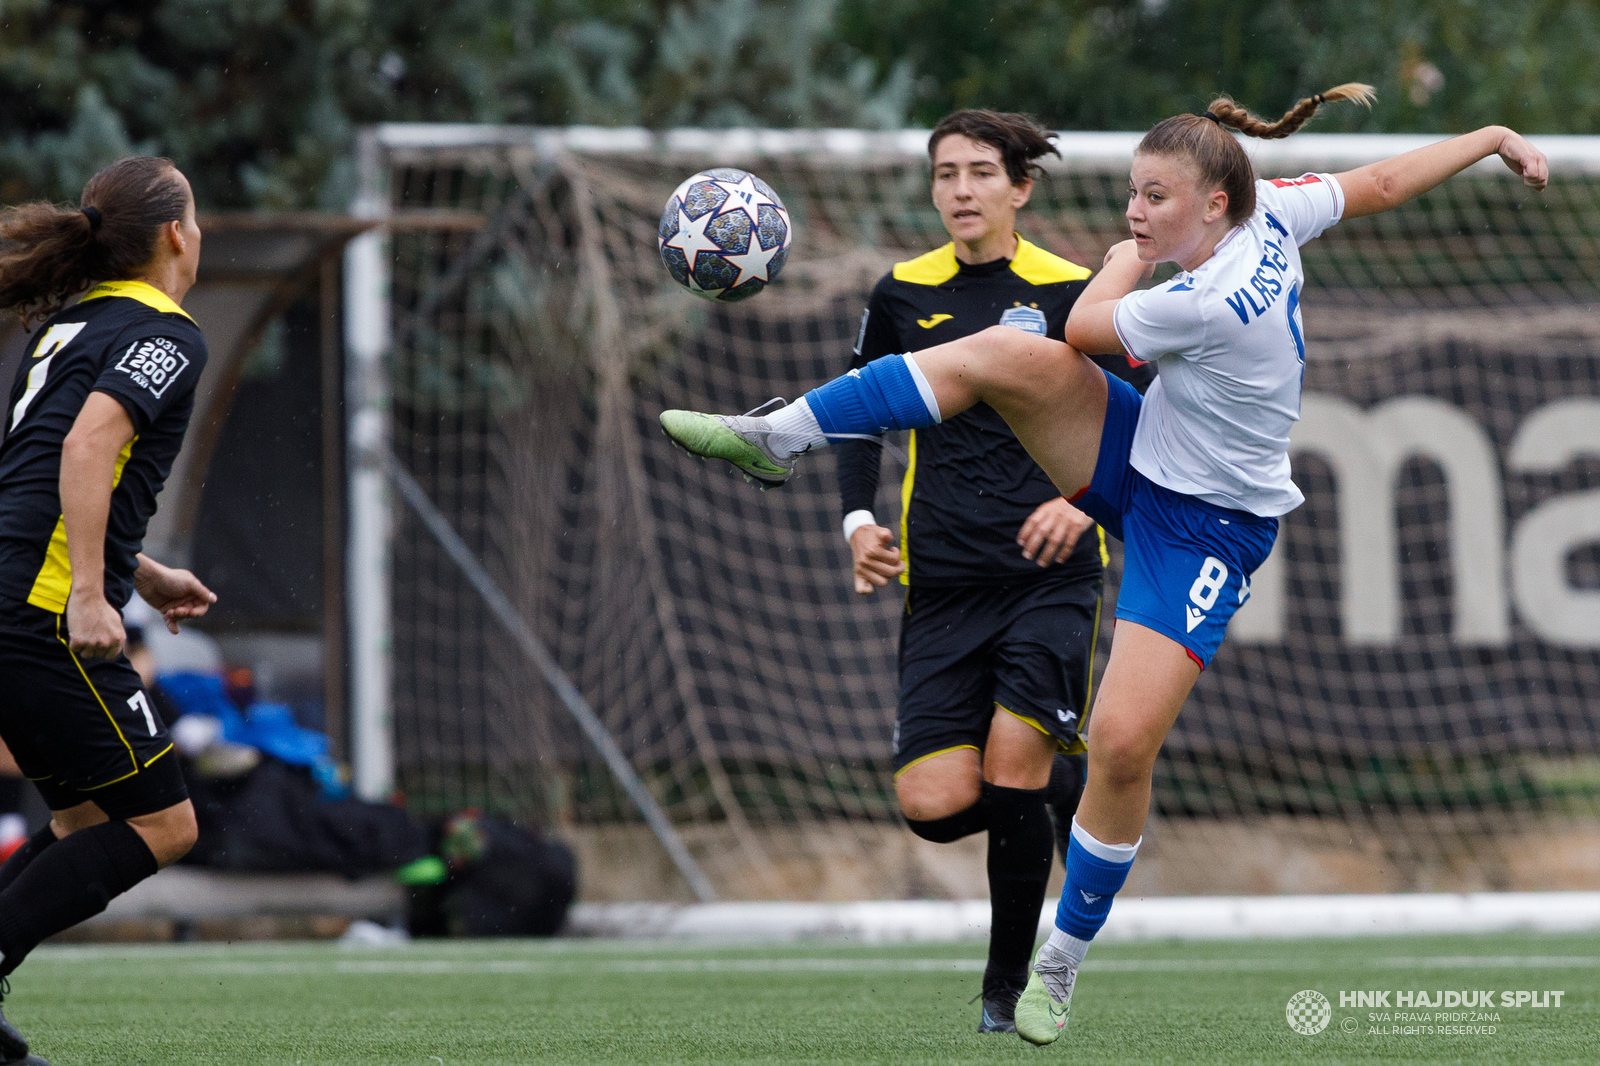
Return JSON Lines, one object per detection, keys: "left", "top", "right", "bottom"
{"left": 11, "top": 931, "right": 1598, "bottom": 1064}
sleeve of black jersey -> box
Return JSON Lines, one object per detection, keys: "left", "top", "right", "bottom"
{"left": 93, "top": 325, "right": 208, "bottom": 435}
{"left": 836, "top": 279, "right": 899, "bottom": 518}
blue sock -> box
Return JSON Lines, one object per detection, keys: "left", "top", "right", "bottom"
{"left": 1055, "top": 832, "right": 1136, "bottom": 939}
{"left": 804, "top": 354, "right": 939, "bottom": 437}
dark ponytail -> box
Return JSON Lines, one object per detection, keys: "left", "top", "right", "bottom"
{"left": 0, "top": 156, "right": 191, "bottom": 325}
{"left": 1137, "top": 83, "right": 1375, "bottom": 226}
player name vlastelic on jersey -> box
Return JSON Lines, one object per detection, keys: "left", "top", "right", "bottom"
{"left": 1111, "top": 173, "right": 1345, "bottom": 519}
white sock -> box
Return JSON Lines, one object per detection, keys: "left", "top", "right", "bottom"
{"left": 764, "top": 397, "right": 828, "bottom": 456}
{"left": 1070, "top": 816, "right": 1141, "bottom": 863}
{"left": 903, "top": 354, "right": 943, "bottom": 423}
{"left": 1040, "top": 929, "right": 1093, "bottom": 970}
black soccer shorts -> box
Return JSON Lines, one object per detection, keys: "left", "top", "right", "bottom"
{"left": 892, "top": 571, "right": 1101, "bottom": 776}
{"left": 0, "top": 604, "right": 188, "bottom": 819}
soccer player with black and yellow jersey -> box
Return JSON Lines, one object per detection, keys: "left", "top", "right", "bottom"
{"left": 660, "top": 114, "right": 1145, "bottom": 1029}
{"left": 0, "top": 157, "right": 213, "bottom": 1063}
{"left": 837, "top": 112, "right": 1151, "bottom": 1033}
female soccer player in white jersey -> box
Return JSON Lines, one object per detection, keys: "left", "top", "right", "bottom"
{"left": 660, "top": 84, "right": 1548, "bottom": 1045}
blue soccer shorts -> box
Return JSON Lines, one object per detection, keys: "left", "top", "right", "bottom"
{"left": 1069, "top": 370, "right": 1278, "bottom": 667}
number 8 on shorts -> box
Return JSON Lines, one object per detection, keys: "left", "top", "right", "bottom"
{"left": 1188, "top": 557, "right": 1229, "bottom": 611}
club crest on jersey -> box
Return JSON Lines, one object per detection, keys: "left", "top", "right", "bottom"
{"left": 114, "top": 338, "right": 189, "bottom": 399}
{"left": 998, "top": 304, "right": 1048, "bottom": 335}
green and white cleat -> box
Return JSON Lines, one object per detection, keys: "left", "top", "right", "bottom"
{"left": 1013, "top": 960, "right": 1075, "bottom": 1046}
{"left": 659, "top": 409, "right": 797, "bottom": 490}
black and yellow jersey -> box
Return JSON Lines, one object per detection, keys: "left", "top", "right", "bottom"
{"left": 0, "top": 280, "right": 207, "bottom": 613}
{"left": 837, "top": 238, "right": 1152, "bottom": 586}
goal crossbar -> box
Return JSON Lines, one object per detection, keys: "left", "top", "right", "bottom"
{"left": 370, "top": 123, "right": 1600, "bottom": 175}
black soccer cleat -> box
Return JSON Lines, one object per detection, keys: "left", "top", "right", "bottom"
{"left": 978, "top": 996, "right": 1018, "bottom": 1033}
{"left": 0, "top": 1004, "right": 27, "bottom": 1062}
{"left": 977, "top": 972, "right": 1025, "bottom": 1034}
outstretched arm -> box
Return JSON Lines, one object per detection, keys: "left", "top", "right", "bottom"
{"left": 1335, "top": 126, "right": 1547, "bottom": 220}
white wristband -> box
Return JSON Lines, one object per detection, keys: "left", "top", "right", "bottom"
{"left": 842, "top": 510, "right": 878, "bottom": 543}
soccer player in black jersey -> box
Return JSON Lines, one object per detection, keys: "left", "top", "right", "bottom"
{"left": 835, "top": 112, "right": 1151, "bottom": 1033}
{"left": 0, "top": 157, "right": 213, "bottom": 1063}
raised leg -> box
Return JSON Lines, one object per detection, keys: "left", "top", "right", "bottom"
{"left": 662, "top": 326, "right": 1110, "bottom": 495}
{"left": 907, "top": 325, "right": 1111, "bottom": 499}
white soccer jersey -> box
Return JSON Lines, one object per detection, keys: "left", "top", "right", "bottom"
{"left": 1112, "top": 173, "right": 1344, "bottom": 516}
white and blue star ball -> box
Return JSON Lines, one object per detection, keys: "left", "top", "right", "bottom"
{"left": 658, "top": 168, "right": 791, "bottom": 302}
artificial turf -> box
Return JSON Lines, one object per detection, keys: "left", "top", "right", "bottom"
{"left": 9, "top": 931, "right": 1597, "bottom": 1064}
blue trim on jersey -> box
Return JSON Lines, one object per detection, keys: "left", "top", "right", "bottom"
{"left": 1072, "top": 371, "right": 1278, "bottom": 665}
{"left": 1286, "top": 281, "right": 1305, "bottom": 366}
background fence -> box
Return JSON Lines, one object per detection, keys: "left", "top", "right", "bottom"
{"left": 356, "top": 128, "right": 1600, "bottom": 898}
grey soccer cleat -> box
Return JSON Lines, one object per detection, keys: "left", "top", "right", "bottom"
{"left": 658, "top": 409, "right": 798, "bottom": 490}
{"left": 1013, "top": 958, "right": 1076, "bottom": 1045}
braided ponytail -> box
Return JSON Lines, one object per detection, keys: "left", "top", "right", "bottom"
{"left": 1137, "top": 84, "right": 1376, "bottom": 225}
{"left": 1206, "top": 83, "right": 1376, "bottom": 140}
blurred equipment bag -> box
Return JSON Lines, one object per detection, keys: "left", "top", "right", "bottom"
{"left": 184, "top": 759, "right": 429, "bottom": 879}
{"left": 412, "top": 811, "right": 576, "bottom": 937}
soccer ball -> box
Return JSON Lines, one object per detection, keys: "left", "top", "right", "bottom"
{"left": 658, "top": 168, "right": 791, "bottom": 302}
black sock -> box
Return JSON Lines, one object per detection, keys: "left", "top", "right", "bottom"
{"left": 0, "top": 825, "right": 59, "bottom": 895}
{"left": 0, "top": 821, "right": 157, "bottom": 977}
{"left": 983, "top": 782, "right": 1054, "bottom": 1000}
{"left": 904, "top": 793, "right": 991, "bottom": 844}
{"left": 1044, "top": 752, "right": 1088, "bottom": 864}
{"left": 0, "top": 778, "right": 25, "bottom": 815}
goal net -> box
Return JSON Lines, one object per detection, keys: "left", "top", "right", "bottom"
{"left": 368, "top": 127, "right": 1600, "bottom": 899}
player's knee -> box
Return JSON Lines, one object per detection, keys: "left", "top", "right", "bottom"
{"left": 162, "top": 806, "right": 200, "bottom": 865}
{"left": 903, "top": 797, "right": 987, "bottom": 843}
{"left": 133, "top": 802, "right": 199, "bottom": 867}
{"left": 897, "top": 773, "right": 981, "bottom": 828}
{"left": 172, "top": 807, "right": 199, "bottom": 858}
{"left": 976, "top": 323, "right": 1039, "bottom": 366}
{"left": 975, "top": 325, "right": 1076, "bottom": 403}
{"left": 1088, "top": 721, "right": 1161, "bottom": 789}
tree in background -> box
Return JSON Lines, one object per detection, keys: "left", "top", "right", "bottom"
{"left": 839, "top": 0, "right": 1600, "bottom": 134}
{"left": 3, "top": 0, "right": 1598, "bottom": 209}
{"left": 0, "top": 0, "right": 909, "bottom": 208}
